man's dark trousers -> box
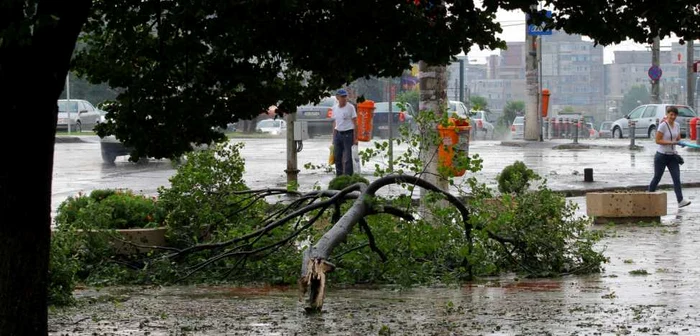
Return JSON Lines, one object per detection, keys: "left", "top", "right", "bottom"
{"left": 334, "top": 129, "right": 354, "bottom": 176}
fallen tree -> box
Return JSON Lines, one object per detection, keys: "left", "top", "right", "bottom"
{"left": 298, "top": 175, "right": 471, "bottom": 311}
{"left": 144, "top": 174, "right": 476, "bottom": 310}
{"left": 50, "top": 143, "right": 607, "bottom": 312}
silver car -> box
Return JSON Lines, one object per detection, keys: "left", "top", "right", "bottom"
{"left": 510, "top": 116, "right": 525, "bottom": 139}
{"left": 611, "top": 104, "right": 697, "bottom": 138}
{"left": 598, "top": 121, "right": 613, "bottom": 138}
{"left": 468, "top": 110, "right": 495, "bottom": 139}
{"left": 56, "top": 99, "right": 102, "bottom": 132}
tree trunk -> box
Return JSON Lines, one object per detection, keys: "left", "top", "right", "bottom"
{"left": 0, "top": 2, "right": 90, "bottom": 334}
{"left": 418, "top": 61, "right": 449, "bottom": 192}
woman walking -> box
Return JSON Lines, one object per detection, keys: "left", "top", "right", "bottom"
{"left": 648, "top": 106, "right": 691, "bottom": 208}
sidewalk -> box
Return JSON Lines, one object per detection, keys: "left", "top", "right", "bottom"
{"left": 259, "top": 137, "right": 700, "bottom": 196}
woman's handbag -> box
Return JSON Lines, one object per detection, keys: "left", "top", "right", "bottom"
{"left": 676, "top": 153, "right": 685, "bottom": 165}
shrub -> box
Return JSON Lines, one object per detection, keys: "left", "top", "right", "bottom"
{"left": 158, "top": 142, "right": 269, "bottom": 247}
{"left": 48, "top": 230, "right": 80, "bottom": 306}
{"left": 497, "top": 161, "right": 540, "bottom": 195}
{"left": 55, "top": 189, "right": 163, "bottom": 230}
{"left": 472, "top": 184, "right": 607, "bottom": 277}
{"left": 328, "top": 174, "right": 369, "bottom": 190}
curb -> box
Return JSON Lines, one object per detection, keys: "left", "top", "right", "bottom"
{"left": 55, "top": 136, "right": 86, "bottom": 144}
{"left": 554, "top": 182, "right": 700, "bottom": 197}
{"left": 500, "top": 140, "right": 643, "bottom": 151}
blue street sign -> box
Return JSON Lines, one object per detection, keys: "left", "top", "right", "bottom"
{"left": 527, "top": 11, "right": 553, "bottom": 36}
{"left": 648, "top": 65, "right": 663, "bottom": 81}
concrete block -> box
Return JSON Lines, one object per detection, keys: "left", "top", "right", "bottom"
{"left": 586, "top": 192, "right": 667, "bottom": 224}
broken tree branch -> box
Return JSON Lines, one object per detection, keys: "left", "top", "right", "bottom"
{"left": 166, "top": 185, "right": 363, "bottom": 258}
{"left": 358, "top": 218, "right": 386, "bottom": 262}
{"left": 300, "top": 174, "right": 472, "bottom": 311}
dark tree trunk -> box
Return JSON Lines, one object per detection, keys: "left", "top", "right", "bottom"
{"left": 0, "top": 1, "right": 91, "bottom": 334}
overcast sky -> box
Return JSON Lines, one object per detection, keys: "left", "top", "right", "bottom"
{"left": 465, "top": 9, "right": 687, "bottom": 64}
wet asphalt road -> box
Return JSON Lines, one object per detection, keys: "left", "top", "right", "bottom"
{"left": 53, "top": 135, "right": 700, "bottom": 215}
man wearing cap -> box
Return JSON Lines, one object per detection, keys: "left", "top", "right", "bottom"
{"left": 331, "top": 89, "right": 358, "bottom": 176}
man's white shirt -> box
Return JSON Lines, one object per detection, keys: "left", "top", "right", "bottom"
{"left": 332, "top": 103, "right": 357, "bottom": 131}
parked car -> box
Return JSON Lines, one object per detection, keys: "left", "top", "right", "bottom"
{"left": 611, "top": 104, "right": 698, "bottom": 138}
{"left": 99, "top": 109, "right": 213, "bottom": 164}
{"left": 446, "top": 101, "right": 494, "bottom": 139}
{"left": 598, "top": 121, "right": 613, "bottom": 138}
{"left": 586, "top": 122, "right": 598, "bottom": 138}
{"left": 255, "top": 119, "right": 287, "bottom": 135}
{"left": 296, "top": 96, "right": 337, "bottom": 138}
{"left": 371, "top": 102, "right": 415, "bottom": 138}
{"left": 511, "top": 116, "right": 525, "bottom": 139}
{"left": 468, "top": 110, "right": 495, "bottom": 139}
{"left": 56, "top": 99, "right": 102, "bottom": 132}
{"left": 100, "top": 135, "right": 134, "bottom": 164}
{"left": 448, "top": 101, "right": 470, "bottom": 118}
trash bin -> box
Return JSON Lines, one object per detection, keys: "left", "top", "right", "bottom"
{"left": 356, "top": 101, "right": 375, "bottom": 142}
{"left": 437, "top": 118, "right": 471, "bottom": 177}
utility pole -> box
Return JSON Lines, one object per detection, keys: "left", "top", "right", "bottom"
{"left": 651, "top": 36, "right": 661, "bottom": 104}
{"left": 524, "top": 5, "right": 540, "bottom": 140}
{"left": 688, "top": 40, "right": 695, "bottom": 108}
{"left": 459, "top": 59, "right": 465, "bottom": 102}
{"left": 454, "top": 78, "right": 459, "bottom": 100}
{"left": 538, "top": 36, "right": 543, "bottom": 142}
{"left": 285, "top": 111, "right": 298, "bottom": 190}
{"left": 418, "top": 60, "right": 449, "bottom": 192}
{"left": 387, "top": 82, "right": 394, "bottom": 172}
{"left": 66, "top": 73, "right": 72, "bottom": 133}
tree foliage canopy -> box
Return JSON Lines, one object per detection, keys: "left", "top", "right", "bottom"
{"left": 73, "top": 0, "right": 700, "bottom": 159}
{"left": 500, "top": 100, "right": 525, "bottom": 126}
{"left": 470, "top": 95, "right": 490, "bottom": 112}
{"left": 75, "top": 0, "right": 506, "bottom": 159}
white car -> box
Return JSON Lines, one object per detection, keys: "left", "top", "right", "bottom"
{"left": 448, "top": 100, "right": 469, "bottom": 118}
{"left": 56, "top": 99, "right": 102, "bottom": 132}
{"left": 611, "top": 104, "right": 697, "bottom": 138}
{"left": 511, "top": 116, "right": 525, "bottom": 139}
{"left": 468, "top": 110, "right": 495, "bottom": 139}
{"left": 256, "top": 119, "right": 287, "bottom": 135}
{"left": 447, "top": 101, "right": 494, "bottom": 138}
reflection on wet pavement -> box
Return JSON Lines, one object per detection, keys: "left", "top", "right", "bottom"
{"left": 52, "top": 137, "right": 700, "bottom": 216}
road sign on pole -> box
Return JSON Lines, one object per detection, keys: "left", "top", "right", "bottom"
{"left": 527, "top": 11, "right": 553, "bottom": 36}
{"left": 648, "top": 65, "right": 663, "bottom": 81}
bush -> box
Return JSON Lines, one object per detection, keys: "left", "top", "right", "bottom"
{"left": 48, "top": 230, "right": 80, "bottom": 306}
{"left": 55, "top": 189, "right": 163, "bottom": 230}
{"left": 471, "top": 184, "right": 607, "bottom": 277}
{"left": 328, "top": 174, "right": 369, "bottom": 190}
{"left": 497, "top": 161, "right": 540, "bottom": 195}
{"left": 158, "top": 142, "right": 270, "bottom": 247}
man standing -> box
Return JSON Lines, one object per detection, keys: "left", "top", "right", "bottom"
{"left": 331, "top": 89, "right": 358, "bottom": 176}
